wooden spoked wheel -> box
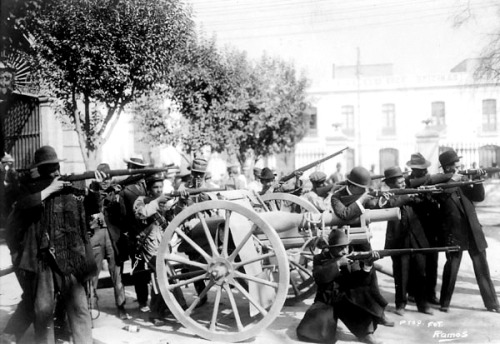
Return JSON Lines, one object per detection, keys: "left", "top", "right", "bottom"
{"left": 156, "top": 200, "right": 290, "bottom": 343}
{"left": 259, "top": 193, "right": 324, "bottom": 305}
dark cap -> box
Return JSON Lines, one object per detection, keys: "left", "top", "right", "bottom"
{"left": 33, "top": 146, "right": 65, "bottom": 167}
{"left": 406, "top": 153, "right": 431, "bottom": 169}
{"left": 439, "top": 150, "right": 461, "bottom": 167}
{"left": 260, "top": 167, "right": 275, "bottom": 181}
{"left": 346, "top": 166, "right": 371, "bottom": 188}
{"left": 328, "top": 230, "right": 350, "bottom": 247}
{"left": 382, "top": 166, "right": 403, "bottom": 182}
{"left": 309, "top": 171, "right": 327, "bottom": 183}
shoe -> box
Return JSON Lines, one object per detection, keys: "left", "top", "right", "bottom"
{"left": 487, "top": 306, "right": 500, "bottom": 313}
{"left": 428, "top": 296, "right": 440, "bottom": 305}
{"left": 139, "top": 304, "right": 150, "bottom": 313}
{"left": 395, "top": 307, "right": 405, "bottom": 316}
{"left": 118, "top": 307, "right": 132, "bottom": 320}
{"left": 378, "top": 315, "right": 395, "bottom": 327}
{"left": 359, "top": 334, "right": 384, "bottom": 344}
{"left": 418, "top": 307, "right": 434, "bottom": 315}
{"left": 149, "top": 317, "right": 166, "bottom": 327}
{"left": 439, "top": 306, "right": 449, "bottom": 313}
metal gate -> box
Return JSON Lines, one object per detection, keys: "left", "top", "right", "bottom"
{"left": 3, "top": 93, "right": 41, "bottom": 171}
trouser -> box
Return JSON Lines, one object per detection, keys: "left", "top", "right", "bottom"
{"left": 392, "top": 253, "right": 427, "bottom": 309}
{"left": 91, "top": 227, "right": 126, "bottom": 307}
{"left": 425, "top": 251, "right": 439, "bottom": 299}
{"left": 440, "top": 249, "right": 499, "bottom": 309}
{"left": 34, "top": 262, "right": 92, "bottom": 344}
{"left": 3, "top": 269, "right": 36, "bottom": 341}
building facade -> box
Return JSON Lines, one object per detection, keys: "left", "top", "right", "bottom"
{"left": 296, "top": 60, "right": 500, "bottom": 176}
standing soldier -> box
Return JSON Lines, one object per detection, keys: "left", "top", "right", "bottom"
{"left": 258, "top": 167, "right": 276, "bottom": 195}
{"left": 84, "top": 163, "right": 130, "bottom": 320}
{"left": 117, "top": 153, "right": 150, "bottom": 313}
{"left": 434, "top": 150, "right": 500, "bottom": 313}
{"left": 405, "top": 153, "right": 440, "bottom": 305}
{"left": 4, "top": 146, "right": 95, "bottom": 344}
{"left": 301, "top": 171, "right": 331, "bottom": 212}
{"left": 381, "top": 166, "right": 433, "bottom": 316}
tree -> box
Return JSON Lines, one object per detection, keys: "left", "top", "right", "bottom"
{"left": 18, "top": 0, "right": 193, "bottom": 168}
{"left": 137, "top": 40, "right": 311, "bottom": 169}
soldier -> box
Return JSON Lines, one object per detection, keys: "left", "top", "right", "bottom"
{"left": 4, "top": 146, "right": 96, "bottom": 344}
{"left": 433, "top": 150, "right": 499, "bottom": 313}
{"left": 84, "top": 163, "right": 130, "bottom": 320}
{"left": 246, "top": 167, "right": 262, "bottom": 193}
{"left": 330, "top": 166, "right": 394, "bottom": 327}
{"left": 301, "top": 171, "right": 331, "bottom": 212}
{"left": 405, "top": 153, "right": 440, "bottom": 305}
{"left": 116, "top": 153, "right": 150, "bottom": 313}
{"left": 221, "top": 163, "right": 246, "bottom": 190}
{"left": 133, "top": 173, "right": 187, "bottom": 326}
{"left": 326, "top": 162, "right": 345, "bottom": 185}
{"left": 381, "top": 166, "right": 433, "bottom": 316}
{"left": 297, "top": 230, "right": 384, "bottom": 344}
{"left": 259, "top": 167, "right": 276, "bottom": 195}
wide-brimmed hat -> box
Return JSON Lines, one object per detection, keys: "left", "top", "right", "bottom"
{"left": 33, "top": 146, "right": 66, "bottom": 167}
{"left": 123, "top": 153, "right": 148, "bottom": 167}
{"left": 309, "top": 171, "right": 327, "bottom": 183}
{"left": 439, "top": 150, "right": 461, "bottom": 167}
{"left": 191, "top": 158, "right": 208, "bottom": 173}
{"left": 406, "top": 153, "right": 431, "bottom": 169}
{"left": 260, "top": 167, "right": 275, "bottom": 181}
{"left": 253, "top": 167, "right": 262, "bottom": 175}
{"left": 382, "top": 166, "right": 403, "bottom": 182}
{"left": 346, "top": 166, "right": 371, "bottom": 188}
{"left": 327, "top": 230, "right": 350, "bottom": 247}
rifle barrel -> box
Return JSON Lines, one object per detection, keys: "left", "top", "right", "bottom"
{"left": 346, "top": 246, "right": 460, "bottom": 260}
{"left": 60, "top": 166, "right": 174, "bottom": 182}
{"left": 168, "top": 187, "right": 226, "bottom": 197}
{"left": 280, "top": 146, "right": 348, "bottom": 183}
{"left": 459, "top": 167, "right": 500, "bottom": 175}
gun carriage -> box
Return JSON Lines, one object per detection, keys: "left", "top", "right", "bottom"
{"left": 155, "top": 189, "right": 401, "bottom": 342}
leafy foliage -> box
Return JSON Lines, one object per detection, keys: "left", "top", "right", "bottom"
{"left": 140, "top": 36, "right": 311, "bottom": 165}
{"left": 17, "top": 0, "right": 193, "bottom": 167}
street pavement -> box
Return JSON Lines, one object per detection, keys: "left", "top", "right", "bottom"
{"left": 1, "top": 181, "right": 499, "bottom": 344}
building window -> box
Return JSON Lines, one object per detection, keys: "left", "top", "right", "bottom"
{"left": 431, "top": 101, "right": 446, "bottom": 127}
{"left": 379, "top": 148, "right": 399, "bottom": 173}
{"left": 482, "top": 99, "right": 497, "bottom": 132}
{"left": 307, "top": 107, "right": 318, "bottom": 136}
{"left": 341, "top": 105, "right": 354, "bottom": 136}
{"left": 381, "top": 103, "right": 396, "bottom": 135}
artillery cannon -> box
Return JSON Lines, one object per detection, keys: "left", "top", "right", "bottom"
{"left": 156, "top": 190, "right": 400, "bottom": 342}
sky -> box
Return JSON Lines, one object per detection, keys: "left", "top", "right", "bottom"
{"left": 186, "top": 0, "right": 500, "bottom": 85}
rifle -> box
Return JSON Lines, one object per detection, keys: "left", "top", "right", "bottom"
{"left": 338, "top": 179, "right": 484, "bottom": 203}
{"left": 279, "top": 146, "right": 349, "bottom": 184}
{"left": 168, "top": 187, "right": 226, "bottom": 197}
{"left": 60, "top": 165, "right": 175, "bottom": 182}
{"left": 337, "top": 170, "right": 410, "bottom": 186}
{"left": 344, "top": 246, "right": 460, "bottom": 260}
{"left": 458, "top": 167, "right": 500, "bottom": 176}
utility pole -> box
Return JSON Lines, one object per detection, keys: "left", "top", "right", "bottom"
{"left": 355, "top": 47, "right": 362, "bottom": 165}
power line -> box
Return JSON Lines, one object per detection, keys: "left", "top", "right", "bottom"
{"left": 192, "top": 3, "right": 494, "bottom": 39}
{"left": 194, "top": 2, "right": 493, "bottom": 28}
{"left": 199, "top": 6, "right": 492, "bottom": 41}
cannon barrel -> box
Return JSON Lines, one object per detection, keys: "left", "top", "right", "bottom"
{"left": 256, "top": 208, "right": 401, "bottom": 234}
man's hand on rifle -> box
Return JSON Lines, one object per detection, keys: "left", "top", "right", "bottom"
{"left": 358, "top": 191, "right": 375, "bottom": 205}
{"left": 362, "top": 250, "right": 380, "bottom": 266}
{"left": 41, "top": 177, "right": 70, "bottom": 200}
{"left": 157, "top": 193, "right": 173, "bottom": 204}
{"left": 94, "top": 170, "right": 109, "bottom": 182}
{"left": 337, "top": 256, "right": 352, "bottom": 267}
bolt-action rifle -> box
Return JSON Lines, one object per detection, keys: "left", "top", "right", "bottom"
{"left": 344, "top": 246, "right": 460, "bottom": 260}
{"left": 279, "top": 146, "right": 349, "bottom": 184}
{"left": 59, "top": 165, "right": 175, "bottom": 182}
{"left": 339, "top": 179, "right": 484, "bottom": 203}
{"left": 458, "top": 167, "right": 500, "bottom": 176}
{"left": 168, "top": 187, "right": 226, "bottom": 197}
